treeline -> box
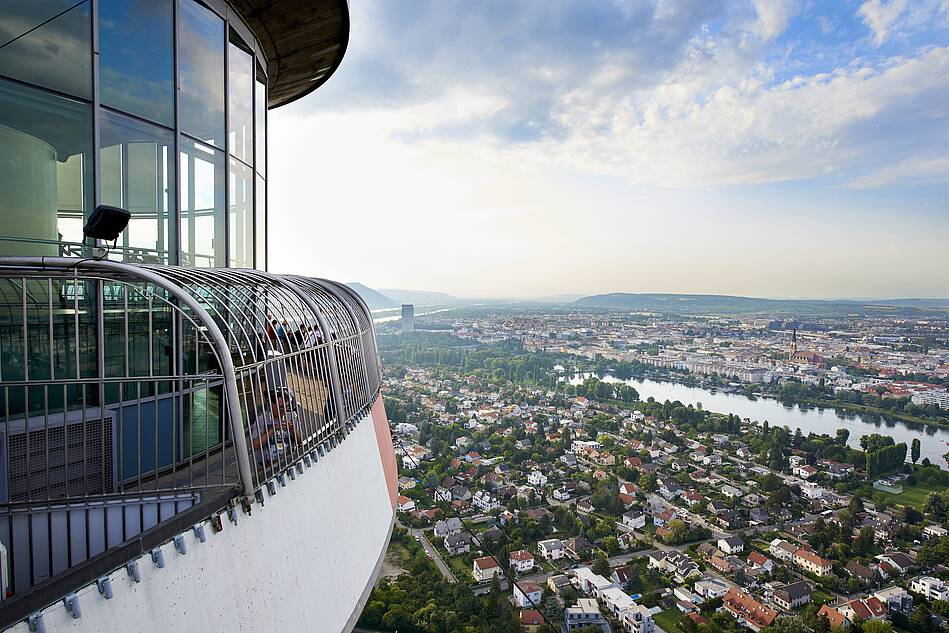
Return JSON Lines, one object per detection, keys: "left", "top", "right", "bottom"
{"left": 379, "top": 331, "right": 565, "bottom": 386}
{"left": 570, "top": 376, "right": 639, "bottom": 403}
{"left": 864, "top": 434, "right": 907, "bottom": 477}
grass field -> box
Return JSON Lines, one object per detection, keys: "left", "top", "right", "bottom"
{"left": 653, "top": 609, "right": 684, "bottom": 632}
{"left": 811, "top": 588, "right": 835, "bottom": 606}
{"left": 883, "top": 481, "right": 947, "bottom": 510}
{"left": 446, "top": 555, "right": 473, "bottom": 582}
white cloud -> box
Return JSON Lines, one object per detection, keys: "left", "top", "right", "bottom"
{"left": 858, "top": 0, "right": 908, "bottom": 45}
{"left": 751, "top": 0, "right": 798, "bottom": 41}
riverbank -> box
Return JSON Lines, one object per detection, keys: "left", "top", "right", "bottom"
{"left": 567, "top": 373, "right": 949, "bottom": 467}
{"left": 793, "top": 396, "right": 949, "bottom": 432}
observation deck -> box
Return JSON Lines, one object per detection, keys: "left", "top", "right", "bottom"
{"left": 0, "top": 257, "right": 396, "bottom": 632}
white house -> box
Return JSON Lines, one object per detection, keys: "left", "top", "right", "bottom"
{"left": 472, "top": 556, "right": 503, "bottom": 582}
{"left": 910, "top": 577, "right": 949, "bottom": 601}
{"left": 769, "top": 539, "right": 797, "bottom": 562}
{"left": 695, "top": 577, "right": 730, "bottom": 600}
{"left": 802, "top": 482, "right": 824, "bottom": 499}
{"left": 509, "top": 549, "right": 536, "bottom": 573}
{"left": 623, "top": 603, "right": 656, "bottom": 633}
{"left": 538, "top": 538, "right": 565, "bottom": 561}
{"left": 623, "top": 510, "right": 646, "bottom": 530}
{"left": 718, "top": 536, "right": 745, "bottom": 555}
{"left": 514, "top": 580, "right": 543, "bottom": 608}
{"left": 471, "top": 489, "right": 500, "bottom": 511}
{"left": 528, "top": 470, "right": 548, "bottom": 486}
{"left": 600, "top": 586, "right": 636, "bottom": 618}
{"left": 553, "top": 487, "right": 572, "bottom": 501}
{"left": 396, "top": 495, "right": 416, "bottom": 513}
{"left": 573, "top": 566, "right": 616, "bottom": 597}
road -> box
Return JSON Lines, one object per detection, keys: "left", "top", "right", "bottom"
{"left": 399, "top": 521, "right": 457, "bottom": 584}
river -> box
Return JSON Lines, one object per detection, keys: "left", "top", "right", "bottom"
{"left": 568, "top": 374, "right": 949, "bottom": 468}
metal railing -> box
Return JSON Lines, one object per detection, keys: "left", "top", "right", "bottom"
{"left": 0, "top": 257, "right": 382, "bottom": 599}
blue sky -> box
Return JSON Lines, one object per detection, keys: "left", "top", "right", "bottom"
{"left": 268, "top": 0, "right": 949, "bottom": 299}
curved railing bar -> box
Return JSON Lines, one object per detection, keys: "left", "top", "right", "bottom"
{"left": 247, "top": 271, "right": 348, "bottom": 436}
{"left": 0, "top": 257, "right": 256, "bottom": 499}
{"left": 320, "top": 279, "right": 382, "bottom": 389}
{"left": 298, "top": 278, "right": 372, "bottom": 412}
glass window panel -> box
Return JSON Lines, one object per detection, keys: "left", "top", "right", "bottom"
{"left": 180, "top": 137, "right": 225, "bottom": 267}
{"left": 255, "top": 74, "right": 266, "bottom": 177}
{"left": 100, "top": 109, "right": 175, "bottom": 263}
{"left": 255, "top": 175, "right": 266, "bottom": 270}
{"left": 0, "top": 78, "right": 92, "bottom": 257}
{"left": 227, "top": 41, "right": 253, "bottom": 164}
{"left": 228, "top": 157, "right": 253, "bottom": 268}
{"left": 0, "top": 0, "right": 92, "bottom": 98}
{"left": 179, "top": 0, "right": 225, "bottom": 148}
{"left": 99, "top": 0, "right": 174, "bottom": 126}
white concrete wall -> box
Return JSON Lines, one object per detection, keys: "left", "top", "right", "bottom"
{"left": 7, "top": 413, "right": 393, "bottom": 633}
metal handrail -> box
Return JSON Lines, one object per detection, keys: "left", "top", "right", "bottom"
{"left": 0, "top": 257, "right": 382, "bottom": 598}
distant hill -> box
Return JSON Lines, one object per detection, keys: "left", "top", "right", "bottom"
{"left": 380, "top": 289, "right": 460, "bottom": 305}
{"left": 345, "top": 283, "right": 398, "bottom": 310}
{"left": 575, "top": 293, "right": 949, "bottom": 315}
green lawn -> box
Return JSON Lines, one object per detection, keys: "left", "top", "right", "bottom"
{"left": 883, "top": 481, "right": 947, "bottom": 510}
{"left": 811, "top": 589, "right": 835, "bottom": 606}
{"left": 446, "top": 555, "right": 473, "bottom": 582}
{"left": 653, "top": 609, "right": 684, "bottom": 632}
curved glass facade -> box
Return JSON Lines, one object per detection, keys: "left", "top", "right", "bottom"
{"left": 0, "top": 0, "right": 267, "bottom": 269}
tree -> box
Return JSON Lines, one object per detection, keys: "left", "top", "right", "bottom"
{"left": 912, "top": 438, "right": 921, "bottom": 465}
{"left": 853, "top": 526, "right": 875, "bottom": 556}
{"left": 592, "top": 555, "right": 611, "bottom": 578}
{"left": 862, "top": 621, "right": 892, "bottom": 633}
{"left": 604, "top": 536, "right": 620, "bottom": 556}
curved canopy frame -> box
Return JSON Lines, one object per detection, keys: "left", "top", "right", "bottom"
{"left": 0, "top": 258, "right": 379, "bottom": 497}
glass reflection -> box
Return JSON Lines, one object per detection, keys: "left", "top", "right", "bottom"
{"left": 180, "top": 137, "right": 225, "bottom": 267}
{"left": 228, "top": 41, "right": 253, "bottom": 164}
{"left": 228, "top": 157, "right": 253, "bottom": 268}
{"left": 0, "top": 0, "right": 92, "bottom": 98}
{"left": 179, "top": 0, "right": 225, "bottom": 148}
{"left": 0, "top": 78, "right": 92, "bottom": 256}
{"left": 99, "top": 0, "right": 174, "bottom": 126}
{"left": 100, "top": 110, "right": 175, "bottom": 263}
{"left": 255, "top": 74, "right": 266, "bottom": 177}
{"left": 255, "top": 175, "right": 266, "bottom": 270}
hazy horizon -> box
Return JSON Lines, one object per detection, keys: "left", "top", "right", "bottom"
{"left": 268, "top": 0, "right": 949, "bottom": 299}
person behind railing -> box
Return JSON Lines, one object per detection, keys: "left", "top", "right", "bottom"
{"left": 249, "top": 390, "right": 302, "bottom": 467}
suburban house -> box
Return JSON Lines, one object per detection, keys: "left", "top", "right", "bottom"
{"left": 564, "top": 598, "right": 610, "bottom": 632}
{"left": 723, "top": 588, "right": 778, "bottom": 632}
{"left": 747, "top": 551, "right": 773, "bottom": 572}
{"left": 769, "top": 539, "right": 798, "bottom": 562}
{"left": 509, "top": 549, "right": 536, "bottom": 573}
{"left": 433, "top": 517, "right": 463, "bottom": 538}
{"left": 771, "top": 581, "right": 812, "bottom": 611}
{"left": 513, "top": 580, "right": 543, "bottom": 609}
{"left": 718, "top": 536, "right": 745, "bottom": 554}
{"left": 910, "top": 577, "right": 949, "bottom": 601}
{"left": 573, "top": 566, "right": 616, "bottom": 597}
{"left": 623, "top": 510, "right": 647, "bottom": 530}
{"left": 444, "top": 532, "right": 472, "bottom": 555}
{"left": 838, "top": 597, "right": 888, "bottom": 622}
{"left": 396, "top": 495, "right": 416, "bottom": 512}
{"left": 519, "top": 609, "right": 544, "bottom": 633}
{"left": 564, "top": 536, "right": 595, "bottom": 560}
{"left": 471, "top": 489, "right": 500, "bottom": 511}
{"left": 472, "top": 556, "right": 503, "bottom": 582}
{"left": 623, "top": 603, "right": 656, "bottom": 633}
{"left": 793, "top": 549, "right": 832, "bottom": 576}
{"left": 694, "top": 577, "right": 730, "bottom": 600}
{"left": 528, "top": 470, "right": 548, "bottom": 486}
{"left": 538, "top": 538, "right": 565, "bottom": 561}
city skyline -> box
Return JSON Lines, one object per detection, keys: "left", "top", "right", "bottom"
{"left": 268, "top": 0, "right": 948, "bottom": 299}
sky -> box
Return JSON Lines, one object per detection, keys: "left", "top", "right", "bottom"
{"left": 267, "top": 0, "right": 949, "bottom": 300}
